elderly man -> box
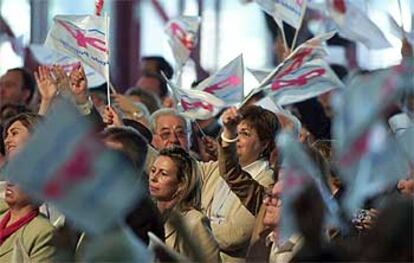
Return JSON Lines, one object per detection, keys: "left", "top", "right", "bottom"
{"left": 0, "top": 68, "right": 35, "bottom": 108}
{"left": 149, "top": 108, "right": 190, "bottom": 151}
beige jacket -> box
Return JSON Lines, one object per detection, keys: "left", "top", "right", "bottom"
{"left": 199, "top": 146, "right": 274, "bottom": 262}
{"left": 0, "top": 211, "right": 55, "bottom": 262}
{"left": 165, "top": 209, "right": 220, "bottom": 263}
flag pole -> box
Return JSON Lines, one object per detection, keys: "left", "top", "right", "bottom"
{"left": 105, "top": 12, "right": 111, "bottom": 106}
{"left": 290, "top": 0, "right": 308, "bottom": 51}
{"left": 397, "top": 0, "right": 406, "bottom": 37}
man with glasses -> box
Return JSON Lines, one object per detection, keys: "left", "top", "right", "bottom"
{"left": 149, "top": 108, "right": 190, "bottom": 151}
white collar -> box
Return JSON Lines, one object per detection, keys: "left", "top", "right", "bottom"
{"left": 242, "top": 158, "right": 269, "bottom": 176}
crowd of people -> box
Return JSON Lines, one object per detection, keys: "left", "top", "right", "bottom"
{"left": 0, "top": 13, "right": 413, "bottom": 263}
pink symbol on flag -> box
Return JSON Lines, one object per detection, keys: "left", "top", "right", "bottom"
{"left": 181, "top": 98, "right": 213, "bottom": 112}
{"left": 283, "top": 169, "right": 310, "bottom": 190}
{"left": 43, "top": 136, "right": 100, "bottom": 199}
{"left": 333, "top": 0, "right": 346, "bottom": 14}
{"left": 271, "top": 68, "right": 326, "bottom": 91}
{"left": 204, "top": 75, "right": 241, "bottom": 94}
{"left": 170, "top": 22, "right": 195, "bottom": 50}
{"left": 278, "top": 48, "right": 313, "bottom": 79}
{"left": 59, "top": 21, "right": 107, "bottom": 53}
{"left": 339, "top": 130, "right": 370, "bottom": 167}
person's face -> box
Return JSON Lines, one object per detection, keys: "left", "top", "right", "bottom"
{"left": 262, "top": 182, "right": 282, "bottom": 229}
{"left": 397, "top": 178, "right": 414, "bottom": 196}
{"left": 4, "top": 182, "right": 32, "bottom": 208}
{"left": 4, "top": 120, "right": 31, "bottom": 158}
{"left": 152, "top": 115, "right": 188, "bottom": 151}
{"left": 0, "top": 71, "right": 29, "bottom": 107}
{"left": 136, "top": 76, "right": 162, "bottom": 99}
{"left": 236, "top": 120, "right": 267, "bottom": 166}
{"left": 149, "top": 156, "right": 180, "bottom": 202}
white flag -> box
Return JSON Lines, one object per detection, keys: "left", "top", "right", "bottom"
{"left": 45, "top": 15, "right": 109, "bottom": 79}
{"left": 260, "top": 31, "right": 335, "bottom": 89}
{"left": 2, "top": 98, "right": 142, "bottom": 234}
{"left": 277, "top": 132, "right": 340, "bottom": 242}
{"left": 262, "top": 58, "right": 344, "bottom": 106}
{"left": 30, "top": 44, "right": 106, "bottom": 87}
{"left": 332, "top": 61, "right": 413, "bottom": 160}
{"left": 255, "top": 0, "right": 307, "bottom": 29}
{"left": 164, "top": 77, "right": 225, "bottom": 120}
{"left": 165, "top": 16, "right": 201, "bottom": 68}
{"left": 195, "top": 55, "right": 244, "bottom": 105}
{"left": 328, "top": 1, "right": 391, "bottom": 49}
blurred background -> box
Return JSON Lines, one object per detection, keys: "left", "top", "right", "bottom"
{"left": 0, "top": 0, "right": 413, "bottom": 94}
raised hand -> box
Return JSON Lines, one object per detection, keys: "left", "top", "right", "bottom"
{"left": 51, "top": 65, "right": 71, "bottom": 92}
{"left": 112, "top": 94, "right": 140, "bottom": 116}
{"left": 69, "top": 63, "right": 89, "bottom": 104}
{"left": 220, "top": 106, "right": 242, "bottom": 144}
{"left": 34, "top": 66, "right": 57, "bottom": 102}
{"left": 102, "top": 105, "right": 123, "bottom": 127}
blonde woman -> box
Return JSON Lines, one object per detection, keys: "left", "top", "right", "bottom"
{"left": 149, "top": 147, "right": 220, "bottom": 262}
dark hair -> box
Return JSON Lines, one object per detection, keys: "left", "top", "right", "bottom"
{"left": 126, "top": 87, "right": 161, "bottom": 114}
{"left": 140, "top": 71, "right": 169, "bottom": 99}
{"left": 100, "top": 127, "right": 148, "bottom": 178}
{"left": 158, "top": 147, "right": 201, "bottom": 212}
{"left": 123, "top": 119, "right": 153, "bottom": 143}
{"left": 7, "top": 68, "right": 35, "bottom": 104}
{"left": 0, "top": 103, "right": 32, "bottom": 123}
{"left": 2, "top": 112, "right": 42, "bottom": 139}
{"left": 142, "top": 56, "right": 174, "bottom": 80}
{"left": 238, "top": 105, "right": 280, "bottom": 159}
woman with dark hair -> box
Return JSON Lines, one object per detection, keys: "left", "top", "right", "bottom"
{"left": 199, "top": 105, "right": 279, "bottom": 262}
{"left": 149, "top": 147, "right": 220, "bottom": 262}
{"left": 0, "top": 112, "right": 55, "bottom": 262}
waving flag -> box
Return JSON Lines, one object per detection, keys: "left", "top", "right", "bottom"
{"left": 195, "top": 55, "right": 244, "bottom": 105}
{"left": 30, "top": 44, "right": 106, "bottom": 87}
{"left": 262, "top": 59, "right": 344, "bottom": 106}
{"left": 248, "top": 68, "right": 272, "bottom": 83}
{"left": 2, "top": 98, "right": 142, "bottom": 234}
{"left": 328, "top": 0, "right": 391, "bottom": 49}
{"left": 165, "top": 16, "right": 201, "bottom": 68}
{"left": 164, "top": 77, "right": 225, "bottom": 120}
{"left": 338, "top": 123, "right": 410, "bottom": 216}
{"left": 333, "top": 60, "right": 414, "bottom": 162}
{"left": 277, "top": 132, "right": 341, "bottom": 242}
{"left": 45, "top": 15, "right": 110, "bottom": 79}
{"left": 260, "top": 31, "right": 335, "bottom": 89}
{"left": 255, "top": 0, "right": 307, "bottom": 29}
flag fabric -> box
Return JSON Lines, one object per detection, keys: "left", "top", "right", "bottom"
{"left": 195, "top": 55, "right": 244, "bottom": 105}
{"left": 259, "top": 31, "right": 335, "bottom": 89}
{"left": 328, "top": 0, "right": 391, "bottom": 49}
{"left": 165, "top": 16, "right": 201, "bottom": 68}
{"left": 30, "top": 44, "right": 106, "bottom": 87}
{"left": 332, "top": 60, "right": 414, "bottom": 161}
{"left": 338, "top": 123, "right": 410, "bottom": 216}
{"left": 2, "top": 98, "right": 142, "bottom": 234}
{"left": 164, "top": 77, "right": 225, "bottom": 120}
{"left": 254, "top": 0, "right": 308, "bottom": 29}
{"left": 255, "top": 96, "right": 302, "bottom": 137}
{"left": 262, "top": 58, "right": 344, "bottom": 106}
{"left": 242, "top": 31, "right": 335, "bottom": 105}
{"left": 248, "top": 68, "right": 272, "bottom": 83}
{"left": 277, "top": 132, "right": 340, "bottom": 242}
{"left": 45, "top": 15, "right": 109, "bottom": 79}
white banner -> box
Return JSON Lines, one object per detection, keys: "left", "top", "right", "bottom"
{"left": 195, "top": 54, "right": 244, "bottom": 105}
{"left": 45, "top": 15, "right": 109, "bottom": 79}
{"left": 165, "top": 16, "right": 201, "bottom": 68}
{"left": 263, "top": 58, "right": 344, "bottom": 106}
{"left": 30, "top": 44, "right": 106, "bottom": 88}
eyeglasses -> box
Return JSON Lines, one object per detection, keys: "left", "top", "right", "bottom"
{"left": 155, "top": 129, "right": 187, "bottom": 140}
